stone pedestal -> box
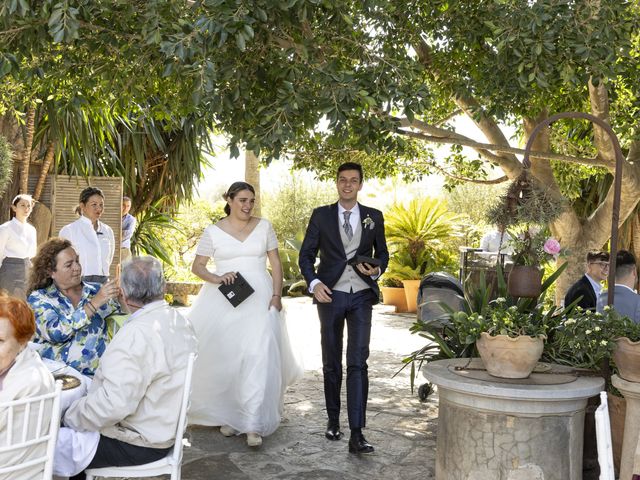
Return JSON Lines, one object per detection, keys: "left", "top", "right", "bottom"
{"left": 611, "top": 374, "right": 640, "bottom": 480}
{"left": 423, "top": 358, "right": 604, "bottom": 480}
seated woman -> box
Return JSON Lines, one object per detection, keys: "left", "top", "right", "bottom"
{"left": 0, "top": 294, "right": 55, "bottom": 478}
{"left": 27, "top": 238, "right": 123, "bottom": 376}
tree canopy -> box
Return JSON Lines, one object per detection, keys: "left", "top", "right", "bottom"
{"left": 2, "top": 1, "right": 640, "bottom": 295}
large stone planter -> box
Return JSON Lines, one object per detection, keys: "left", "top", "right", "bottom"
{"left": 613, "top": 336, "right": 640, "bottom": 382}
{"left": 507, "top": 265, "right": 542, "bottom": 298}
{"left": 380, "top": 286, "right": 408, "bottom": 313}
{"left": 476, "top": 332, "right": 545, "bottom": 379}
{"left": 423, "top": 358, "right": 604, "bottom": 480}
{"left": 401, "top": 279, "right": 421, "bottom": 313}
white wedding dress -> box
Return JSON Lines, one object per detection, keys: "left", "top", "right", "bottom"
{"left": 187, "top": 218, "right": 303, "bottom": 435}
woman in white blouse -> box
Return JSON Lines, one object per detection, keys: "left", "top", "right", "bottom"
{"left": 0, "top": 194, "right": 37, "bottom": 298}
{"left": 59, "top": 187, "right": 115, "bottom": 284}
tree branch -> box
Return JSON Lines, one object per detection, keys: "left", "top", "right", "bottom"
{"left": 419, "top": 161, "right": 508, "bottom": 185}
{"left": 396, "top": 127, "right": 602, "bottom": 166}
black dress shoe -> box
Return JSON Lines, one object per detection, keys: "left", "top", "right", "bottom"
{"left": 348, "top": 434, "right": 375, "bottom": 454}
{"left": 325, "top": 421, "right": 343, "bottom": 441}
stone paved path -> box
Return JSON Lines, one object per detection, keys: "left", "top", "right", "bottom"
{"left": 180, "top": 296, "right": 438, "bottom": 480}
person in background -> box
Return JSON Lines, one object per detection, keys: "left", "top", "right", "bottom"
{"left": 27, "top": 238, "right": 122, "bottom": 376}
{"left": 120, "top": 196, "right": 136, "bottom": 262}
{"left": 479, "top": 224, "right": 514, "bottom": 255}
{"left": 0, "top": 294, "right": 55, "bottom": 478}
{"left": 597, "top": 250, "right": 640, "bottom": 323}
{"left": 0, "top": 194, "right": 37, "bottom": 299}
{"left": 565, "top": 250, "right": 610, "bottom": 310}
{"left": 59, "top": 187, "right": 115, "bottom": 284}
{"left": 63, "top": 256, "right": 197, "bottom": 480}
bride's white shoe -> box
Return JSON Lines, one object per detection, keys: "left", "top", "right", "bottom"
{"left": 219, "top": 425, "right": 237, "bottom": 437}
{"left": 246, "top": 433, "right": 262, "bottom": 447}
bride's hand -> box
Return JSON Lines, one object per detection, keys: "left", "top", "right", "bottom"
{"left": 269, "top": 295, "right": 282, "bottom": 311}
{"left": 216, "top": 272, "right": 237, "bottom": 285}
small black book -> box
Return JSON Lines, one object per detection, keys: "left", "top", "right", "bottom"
{"left": 218, "top": 272, "right": 255, "bottom": 307}
{"left": 347, "top": 255, "right": 381, "bottom": 267}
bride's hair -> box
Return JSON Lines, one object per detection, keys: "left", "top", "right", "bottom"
{"left": 223, "top": 181, "right": 255, "bottom": 215}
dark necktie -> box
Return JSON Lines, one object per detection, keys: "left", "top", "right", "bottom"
{"left": 343, "top": 211, "right": 353, "bottom": 241}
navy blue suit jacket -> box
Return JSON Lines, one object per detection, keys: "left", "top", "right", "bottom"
{"left": 564, "top": 275, "right": 597, "bottom": 310}
{"left": 299, "top": 202, "right": 389, "bottom": 301}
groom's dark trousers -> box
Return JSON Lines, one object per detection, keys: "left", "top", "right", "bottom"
{"left": 318, "top": 288, "right": 377, "bottom": 428}
{"left": 299, "top": 202, "right": 388, "bottom": 430}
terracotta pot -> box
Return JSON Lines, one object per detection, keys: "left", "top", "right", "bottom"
{"left": 613, "top": 337, "right": 640, "bottom": 382}
{"left": 476, "top": 332, "right": 545, "bottom": 379}
{"left": 380, "top": 286, "right": 409, "bottom": 313}
{"left": 401, "top": 279, "right": 421, "bottom": 313}
{"left": 507, "top": 265, "right": 542, "bottom": 298}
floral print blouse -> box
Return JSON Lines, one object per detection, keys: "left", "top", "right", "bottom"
{"left": 27, "top": 282, "right": 121, "bottom": 376}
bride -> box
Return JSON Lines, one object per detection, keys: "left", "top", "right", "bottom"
{"left": 187, "top": 181, "right": 301, "bottom": 447}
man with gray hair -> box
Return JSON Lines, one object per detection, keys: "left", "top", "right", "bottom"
{"left": 63, "top": 256, "right": 197, "bottom": 479}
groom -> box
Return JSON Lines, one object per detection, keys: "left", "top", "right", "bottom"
{"left": 299, "top": 162, "right": 389, "bottom": 454}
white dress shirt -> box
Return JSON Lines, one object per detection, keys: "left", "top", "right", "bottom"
{"left": 59, "top": 216, "right": 115, "bottom": 277}
{"left": 0, "top": 218, "right": 37, "bottom": 266}
{"left": 338, "top": 202, "right": 360, "bottom": 234}
{"left": 479, "top": 229, "right": 514, "bottom": 254}
{"left": 585, "top": 273, "right": 603, "bottom": 298}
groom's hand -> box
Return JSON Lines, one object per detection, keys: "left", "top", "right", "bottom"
{"left": 356, "top": 262, "right": 380, "bottom": 277}
{"left": 313, "top": 282, "right": 333, "bottom": 303}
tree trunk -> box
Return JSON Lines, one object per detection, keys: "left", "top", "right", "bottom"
{"left": 0, "top": 114, "right": 23, "bottom": 223}
{"left": 33, "top": 141, "right": 55, "bottom": 201}
{"left": 19, "top": 107, "right": 35, "bottom": 194}
{"left": 245, "top": 150, "right": 261, "bottom": 216}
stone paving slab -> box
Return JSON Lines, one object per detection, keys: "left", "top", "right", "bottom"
{"left": 178, "top": 297, "right": 438, "bottom": 480}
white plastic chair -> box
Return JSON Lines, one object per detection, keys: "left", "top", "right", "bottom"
{"left": 0, "top": 380, "right": 63, "bottom": 480}
{"left": 85, "top": 352, "right": 196, "bottom": 480}
{"left": 595, "top": 390, "right": 615, "bottom": 480}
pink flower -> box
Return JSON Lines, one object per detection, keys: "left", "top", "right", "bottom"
{"left": 543, "top": 238, "right": 561, "bottom": 255}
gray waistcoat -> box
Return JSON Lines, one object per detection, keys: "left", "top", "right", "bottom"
{"left": 333, "top": 220, "right": 370, "bottom": 293}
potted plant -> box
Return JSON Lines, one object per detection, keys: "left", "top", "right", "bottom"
{"left": 400, "top": 262, "right": 567, "bottom": 384}
{"left": 452, "top": 296, "right": 564, "bottom": 378}
{"left": 485, "top": 173, "right": 564, "bottom": 297}
{"left": 380, "top": 274, "right": 409, "bottom": 313}
{"left": 603, "top": 307, "right": 640, "bottom": 383}
{"left": 507, "top": 231, "right": 564, "bottom": 297}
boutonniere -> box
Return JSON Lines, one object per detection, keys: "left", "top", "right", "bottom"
{"left": 362, "top": 215, "right": 375, "bottom": 230}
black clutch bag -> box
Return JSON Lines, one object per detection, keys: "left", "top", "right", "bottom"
{"left": 347, "top": 255, "right": 381, "bottom": 267}
{"left": 218, "top": 272, "right": 255, "bottom": 307}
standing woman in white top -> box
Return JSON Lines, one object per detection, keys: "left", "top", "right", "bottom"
{"left": 59, "top": 186, "right": 115, "bottom": 284}
{"left": 0, "top": 194, "right": 37, "bottom": 298}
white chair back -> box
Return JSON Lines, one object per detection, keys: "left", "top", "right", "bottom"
{"left": 169, "top": 351, "right": 196, "bottom": 467}
{"left": 85, "top": 352, "right": 196, "bottom": 480}
{"left": 0, "top": 380, "right": 63, "bottom": 480}
{"left": 595, "top": 391, "right": 615, "bottom": 480}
